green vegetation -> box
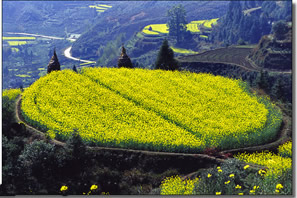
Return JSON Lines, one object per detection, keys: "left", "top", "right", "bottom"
{"left": 278, "top": 141, "right": 292, "bottom": 158}
{"left": 171, "top": 46, "right": 198, "bottom": 54}
{"left": 11, "top": 48, "right": 19, "bottom": 52}
{"left": 15, "top": 74, "right": 31, "bottom": 78}
{"left": 160, "top": 145, "right": 292, "bottom": 195}
{"left": 3, "top": 37, "right": 36, "bottom": 40}
{"left": 167, "top": 4, "right": 187, "bottom": 43}
{"left": 272, "top": 20, "right": 290, "bottom": 40}
{"left": 155, "top": 39, "right": 179, "bottom": 70}
{"left": 7, "top": 41, "right": 27, "bottom": 46}
{"left": 2, "top": 88, "right": 22, "bottom": 100}
{"left": 142, "top": 24, "right": 169, "bottom": 35}
{"left": 89, "top": 4, "right": 112, "bottom": 12}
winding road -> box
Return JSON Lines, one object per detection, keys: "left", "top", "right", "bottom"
{"left": 64, "top": 46, "right": 96, "bottom": 63}
{"left": 6, "top": 32, "right": 95, "bottom": 64}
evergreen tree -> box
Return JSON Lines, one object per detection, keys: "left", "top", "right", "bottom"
{"left": 117, "top": 45, "right": 133, "bottom": 68}
{"left": 64, "top": 129, "right": 87, "bottom": 175}
{"left": 167, "top": 4, "right": 187, "bottom": 44}
{"left": 65, "top": 129, "right": 86, "bottom": 159}
{"left": 257, "top": 70, "right": 269, "bottom": 90}
{"left": 271, "top": 77, "right": 284, "bottom": 101}
{"left": 72, "top": 65, "right": 78, "bottom": 73}
{"left": 272, "top": 20, "right": 289, "bottom": 40}
{"left": 155, "top": 39, "right": 179, "bottom": 71}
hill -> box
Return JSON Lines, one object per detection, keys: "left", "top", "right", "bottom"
{"left": 210, "top": 1, "right": 292, "bottom": 45}
{"left": 71, "top": 1, "right": 229, "bottom": 64}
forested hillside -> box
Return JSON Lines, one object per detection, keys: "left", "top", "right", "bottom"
{"left": 210, "top": 1, "right": 291, "bottom": 45}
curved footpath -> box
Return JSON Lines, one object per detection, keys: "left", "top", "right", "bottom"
{"left": 15, "top": 96, "right": 291, "bottom": 172}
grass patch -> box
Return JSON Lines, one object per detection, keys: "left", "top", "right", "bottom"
{"left": 11, "top": 48, "right": 19, "bottom": 52}
{"left": 171, "top": 47, "right": 198, "bottom": 54}
{"left": 7, "top": 41, "right": 27, "bottom": 46}
{"left": 15, "top": 74, "right": 31, "bottom": 78}
{"left": 3, "top": 37, "right": 36, "bottom": 40}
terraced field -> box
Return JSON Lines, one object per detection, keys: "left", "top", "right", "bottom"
{"left": 142, "top": 18, "right": 218, "bottom": 36}
{"left": 178, "top": 47, "right": 255, "bottom": 70}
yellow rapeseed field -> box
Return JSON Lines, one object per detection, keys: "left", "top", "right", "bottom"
{"left": 21, "top": 68, "right": 281, "bottom": 152}
{"left": 21, "top": 70, "right": 204, "bottom": 152}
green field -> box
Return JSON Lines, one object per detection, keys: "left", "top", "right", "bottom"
{"left": 142, "top": 18, "right": 219, "bottom": 35}
{"left": 21, "top": 68, "right": 282, "bottom": 153}
{"left": 171, "top": 47, "right": 198, "bottom": 54}
{"left": 3, "top": 37, "right": 36, "bottom": 40}
{"left": 89, "top": 4, "right": 112, "bottom": 12}
{"left": 7, "top": 41, "right": 27, "bottom": 46}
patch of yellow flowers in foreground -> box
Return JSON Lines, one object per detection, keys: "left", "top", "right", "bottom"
{"left": 160, "top": 175, "right": 199, "bottom": 195}
{"left": 235, "top": 151, "right": 292, "bottom": 178}
{"left": 278, "top": 141, "right": 292, "bottom": 158}
{"left": 21, "top": 68, "right": 279, "bottom": 152}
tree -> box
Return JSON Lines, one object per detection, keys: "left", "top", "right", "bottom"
{"left": 271, "top": 77, "right": 285, "bottom": 101}
{"left": 155, "top": 39, "right": 179, "bottom": 71}
{"left": 18, "top": 140, "right": 57, "bottom": 181}
{"left": 257, "top": 70, "right": 269, "bottom": 90}
{"left": 47, "top": 49, "right": 61, "bottom": 74}
{"left": 167, "top": 4, "right": 187, "bottom": 44}
{"left": 64, "top": 129, "right": 87, "bottom": 175}
{"left": 72, "top": 65, "right": 78, "bottom": 73}
{"left": 118, "top": 45, "right": 133, "bottom": 68}
{"left": 272, "top": 20, "right": 289, "bottom": 40}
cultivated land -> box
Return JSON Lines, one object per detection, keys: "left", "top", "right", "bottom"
{"left": 178, "top": 47, "right": 254, "bottom": 68}
{"left": 21, "top": 68, "right": 282, "bottom": 153}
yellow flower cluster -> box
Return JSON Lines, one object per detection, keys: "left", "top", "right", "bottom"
{"left": 90, "top": 185, "right": 98, "bottom": 190}
{"left": 60, "top": 185, "right": 68, "bottom": 191}
{"left": 258, "top": 169, "right": 267, "bottom": 176}
{"left": 21, "top": 70, "right": 204, "bottom": 152}
{"left": 2, "top": 88, "right": 21, "bottom": 100}
{"left": 160, "top": 175, "right": 199, "bottom": 195}
{"left": 82, "top": 68, "right": 270, "bottom": 149}
{"left": 235, "top": 151, "right": 292, "bottom": 178}
{"left": 278, "top": 141, "right": 292, "bottom": 158}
